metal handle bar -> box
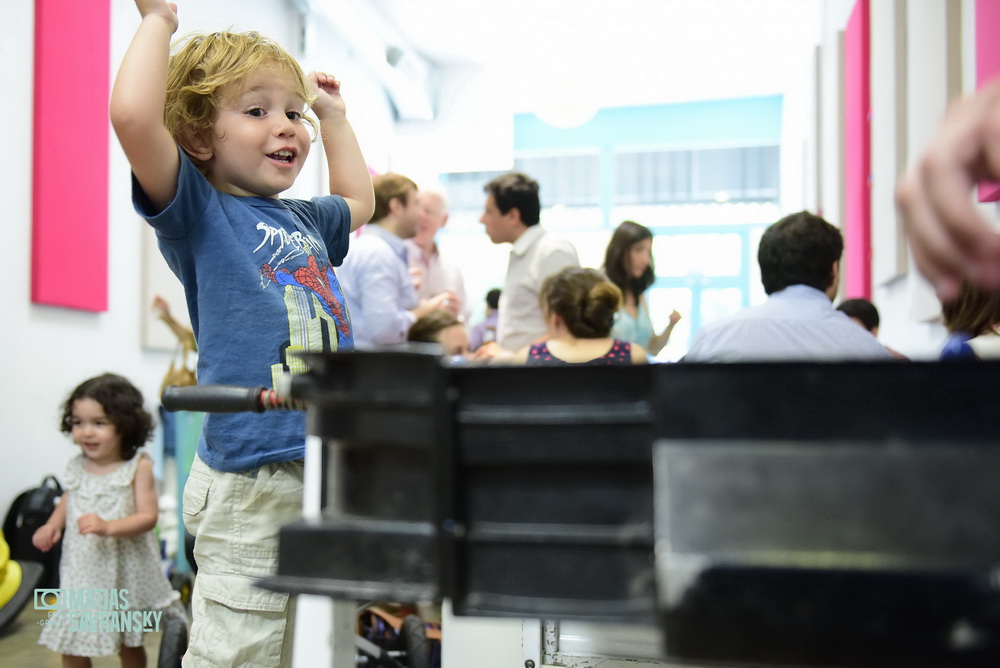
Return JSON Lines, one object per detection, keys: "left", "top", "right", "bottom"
{"left": 161, "top": 384, "right": 305, "bottom": 413}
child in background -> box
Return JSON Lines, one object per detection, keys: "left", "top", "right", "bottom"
{"left": 109, "top": 2, "right": 375, "bottom": 665}
{"left": 469, "top": 288, "right": 501, "bottom": 351}
{"left": 408, "top": 309, "right": 472, "bottom": 358}
{"left": 505, "top": 267, "right": 648, "bottom": 365}
{"left": 33, "top": 374, "right": 180, "bottom": 668}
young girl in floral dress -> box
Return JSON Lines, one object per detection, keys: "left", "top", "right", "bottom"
{"left": 33, "top": 373, "right": 180, "bottom": 668}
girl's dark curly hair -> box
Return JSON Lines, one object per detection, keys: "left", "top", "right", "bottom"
{"left": 60, "top": 373, "right": 154, "bottom": 461}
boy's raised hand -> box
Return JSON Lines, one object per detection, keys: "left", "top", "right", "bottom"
{"left": 309, "top": 70, "right": 375, "bottom": 225}
{"left": 135, "top": 0, "right": 179, "bottom": 31}
{"left": 310, "top": 71, "right": 347, "bottom": 120}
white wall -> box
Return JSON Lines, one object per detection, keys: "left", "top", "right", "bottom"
{"left": 814, "top": 0, "right": 995, "bottom": 360}
{"left": 870, "top": 0, "right": 1000, "bottom": 359}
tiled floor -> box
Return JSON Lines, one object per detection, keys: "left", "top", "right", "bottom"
{"left": 0, "top": 605, "right": 164, "bottom": 667}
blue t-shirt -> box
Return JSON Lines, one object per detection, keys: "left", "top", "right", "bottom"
{"left": 133, "top": 149, "right": 353, "bottom": 472}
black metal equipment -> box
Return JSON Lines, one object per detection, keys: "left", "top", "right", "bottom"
{"left": 171, "top": 352, "right": 1000, "bottom": 668}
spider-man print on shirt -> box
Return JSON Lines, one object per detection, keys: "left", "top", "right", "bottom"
{"left": 260, "top": 255, "right": 351, "bottom": 344}
{"left": 254, "top": 222, "right": 353, "bottom": 381}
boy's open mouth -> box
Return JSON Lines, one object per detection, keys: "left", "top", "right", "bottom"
{"left": 269, "top": 150, "right": 295, "bottom": 163}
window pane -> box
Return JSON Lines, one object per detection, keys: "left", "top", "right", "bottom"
{"left": 614, "top": 146, "right": 777, "bottom": 205}
{"left": 749, "top": 225, "right": 768, "bottom": 305}
{"left": 692, "top": 147, "right": 743, "bottom": 202}
{"left": 700, "top": 288, "right": 744, "bottom": 324}
{"left": 652, "top": 233, "right": 742, "bottom": 277}
{"left": 615, "top": 150, "right": 690, "bottom": 204}
{"left": 647, "top": 287, "right": 691, "bottom": 362}
{"left": 441, "top": 171, "right": 505, "bottom": 211}
{"left": 514, "top": 154, "right": 601, "bottom": 206}
{"left": 744, "top": 145, "right": 780, "bottom": 199}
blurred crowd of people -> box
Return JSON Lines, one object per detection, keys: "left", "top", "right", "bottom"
{"left": 340, "top": 142, "right": 1000, "bottom": 366}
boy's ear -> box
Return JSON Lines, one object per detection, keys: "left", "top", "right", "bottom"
{"left": 178, "top": 129, "right": 214, "bottom": 162}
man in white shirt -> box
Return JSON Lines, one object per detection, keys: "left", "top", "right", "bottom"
{"left": 338, "top": 173, "right": 457, "bottom": 346}
{"left": 683, "top": 211, "right": 892, "bottom": 362}
{"left": 405, "top": 188, "right": 470, "bottom": 322}
{"left": 475, "top": 172, "right": 579, "bottom": 356}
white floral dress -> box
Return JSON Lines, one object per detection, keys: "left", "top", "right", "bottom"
{"left": 39, "top": 454, "right": 178, "bottom": 656}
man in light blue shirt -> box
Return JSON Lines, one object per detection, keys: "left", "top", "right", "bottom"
{"left": 338, "top": 173, "right": 456, "bottom": 346}
{"left": 683, "top": 211, "right": 892, "bottom": 362}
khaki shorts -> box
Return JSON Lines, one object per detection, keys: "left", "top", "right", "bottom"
{"left": 182, "top": 454, "right": 304, "bottom": 668}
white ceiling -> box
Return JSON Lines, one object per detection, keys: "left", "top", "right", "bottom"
{"left": 360, "top": 0, "right": 823, "bottom": 113}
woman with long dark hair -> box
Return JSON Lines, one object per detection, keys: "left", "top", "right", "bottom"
{"left": 603, "top": 221, "right": 681, "bottom": 356}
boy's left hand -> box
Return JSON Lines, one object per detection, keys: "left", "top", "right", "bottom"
{"left": 310, "top": 71, "right": 346, "bottom": 120}
{"left": 78, "top": 514, "right": 109, "bottom": 536}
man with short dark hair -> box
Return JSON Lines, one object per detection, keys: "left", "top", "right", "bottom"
{"left": 836, "top": 298, "right": 881, "bottom": 334}
{"left": 683, "top": 211, "right": 892, "bottom": 361}
{"left": 476, "top": 172, "right": 578, "bottom": 356}
{"left": 837, "top": 298, "right": 909, "bottom": 360}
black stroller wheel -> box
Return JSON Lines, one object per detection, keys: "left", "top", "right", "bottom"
{"left": 400, "top": 614, "right": 431, "bottom": 668}
{"left": 157, "top": 603, "right": 189, "bottom": 668}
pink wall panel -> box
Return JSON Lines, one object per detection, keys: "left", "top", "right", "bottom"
{"left": 32, "top": 0, "right": 110, "bottom": 311}
{"left": 843, "top": 0, "right": 871, "bottom": 299}
{"left": 977, "top": 0, "right": 1000, "bottom": 202}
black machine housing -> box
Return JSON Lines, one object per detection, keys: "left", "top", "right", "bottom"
{"left": 262, "top": 352, "right": 1000, "bottom": 667}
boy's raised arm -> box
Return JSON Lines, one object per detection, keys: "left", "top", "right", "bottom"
{"left": 311, "top": 72, "right": 376, "bottom": 231}
{"left": 109, "top": 1, "right": 181, "bottom": 213}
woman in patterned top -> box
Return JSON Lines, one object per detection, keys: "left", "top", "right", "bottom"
{"left": 503, "top": 267, "right": 647, "bottom": 365}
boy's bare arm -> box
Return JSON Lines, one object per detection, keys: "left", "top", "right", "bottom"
{"left": 109, "top": 1, "right": 180, "bottom": 213}
{"left": 311, "top": 72, "right": 376, "bottom": 231}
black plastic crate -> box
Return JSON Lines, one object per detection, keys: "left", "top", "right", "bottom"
{"left": 260, "top": 353, "right": 1000, "bottom": 666}
{"left": 263, "top": 350, "right": 450, "bottom": 602}
{"left": 447, "top": 364, "right": 656, "bottom": 621}
{"left": 652, "top": 361, "right": 1000, "bottom": 667}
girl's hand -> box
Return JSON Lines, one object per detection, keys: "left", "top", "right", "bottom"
{"left": 668, "top": 310, "right": 682, "bottom": 325}
{"left": 32, "top": 525, "right": 62, "bottom": 553}
{"left": 310, "top": 71, "right": 347, "bottom": 120}
{"left": 78, "top": 514, "right": 109, "bottom": 537}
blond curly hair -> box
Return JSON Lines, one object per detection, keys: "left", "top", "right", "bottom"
{"left": 164, "top": 30, "right": 317, "bottom": 150}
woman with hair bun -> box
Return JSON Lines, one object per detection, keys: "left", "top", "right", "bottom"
{"left": 505, "top": 267, "right": 647, "bottom": 365}
{"left": 603, "top": 220, "right": 681, "bottom": 356}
